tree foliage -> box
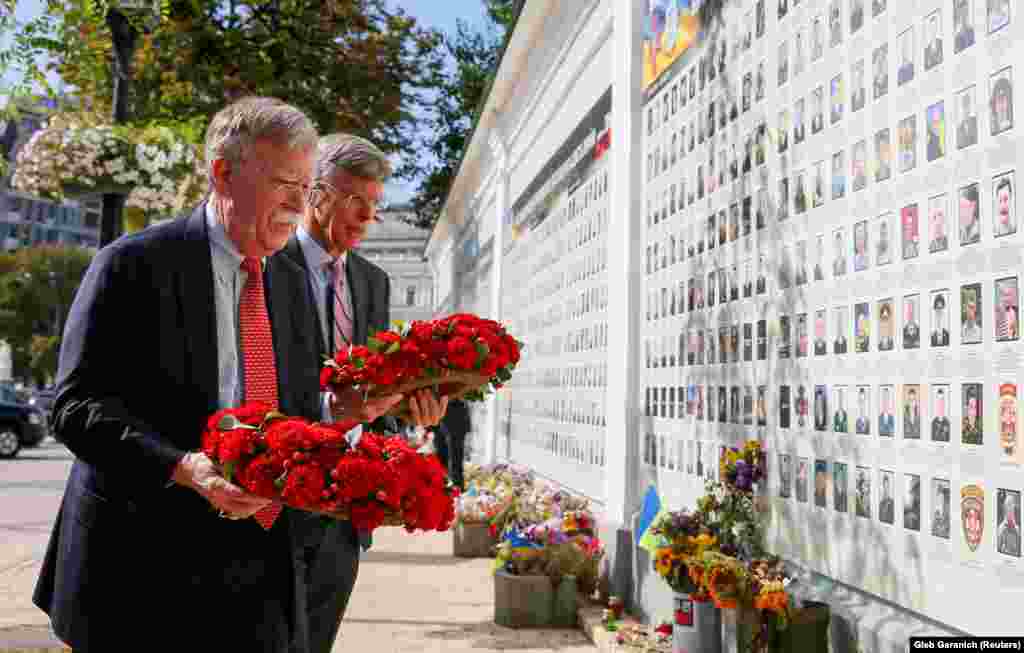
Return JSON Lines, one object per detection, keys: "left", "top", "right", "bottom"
{"left": 4, "top": 0, "right": 446, "bottom": 181}
{"left": 0, "top": 246, "right": 93, "bottom": 386}
{"left": 408, "top": 0, "right": 518, "bottom": 229}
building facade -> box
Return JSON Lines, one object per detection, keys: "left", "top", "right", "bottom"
{"left": 357, "top": 209, "right": 435, "bottom": 326}
{"left": 425, "top": 0, "right": 1015, "bottom": 643}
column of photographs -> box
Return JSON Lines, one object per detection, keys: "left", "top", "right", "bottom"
{"left": 641, "top": 0, "right": 1019, "bottom": 564}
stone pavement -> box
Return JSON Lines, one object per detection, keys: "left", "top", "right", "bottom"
{"left": 0, "top": 523, "right": 599, "bottom": 653}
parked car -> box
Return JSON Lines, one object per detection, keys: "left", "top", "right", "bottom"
{"left": 0, "top": 386, "right": 47, "bottom": 458}
{"left": 28, "top": 389, "right": 57, "bottom": 423}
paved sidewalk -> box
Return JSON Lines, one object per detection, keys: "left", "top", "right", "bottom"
{"left": 0, "top": 525, "right": 597, "bottom": 652}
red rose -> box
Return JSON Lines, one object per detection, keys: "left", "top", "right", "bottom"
{"left": 217, "top": 429, "right": 257, "bottom": 464}
{"left": 264, "top": 418, "right": 314, "bottom": 458}
{"left": 375, "top": 331, "right": 402, "bottom": 346}
{"left": 446, "top": 336, "right": 477, "bottom": 370}
{"left": 235, "top": 453, "right": 280, "bottom": 498}
{"left": 281, "top": 461, "right": 327, "bottom": 509}
{"left": 349, "top": 500, "right": 387, "bottom": 531}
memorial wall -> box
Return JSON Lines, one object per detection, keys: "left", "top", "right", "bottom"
{"left": 428, "top": 0, "right": 1019, "bottom": 637}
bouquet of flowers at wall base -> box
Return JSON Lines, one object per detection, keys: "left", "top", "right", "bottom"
{"left": 321, "top": 313, "right": 522, "bottom": 421}
{"left": 649, "top": 508, "right": 719, "bottom": 599}
{"left": 455, "top": 483, "right": 516, "bottom": 525}
{"left": 464, "top": 462, "right": 536, "bottom": 490}
{"left": 201, "top": 402, "right": 458, "bottom": 533}
{"left": 492, "top": 513, "right": 604, "bottom": 592}
{"left": 692, "top": 551, "right": 750, "bottom": 610}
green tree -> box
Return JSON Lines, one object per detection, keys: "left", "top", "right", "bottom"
{"left": 0, "top": 246, "right": 93, "bottom": 386}
{"left": 4, "top": 0, "right": 446, "bottom": 181}
{"left": 409, "top": 0, "right": 519, "bottom": 229}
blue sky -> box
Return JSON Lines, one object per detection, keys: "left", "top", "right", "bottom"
{"left": 1, "top": 0, "right": 493, "bottom": 203}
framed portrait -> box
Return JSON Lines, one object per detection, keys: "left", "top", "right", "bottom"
{"left": 834, "top": 461, "right": 848, "bottom": 512}
{"left": 929, "top": 194, "right": 950, "bottom": 253}
{"left": 794, "top": 28, "right": 805, "bottom": 77}
{"left": 955, "top": 85, "right": 979, "bottom": 150}
{"left": 954, "top": 0, "right": 977, "bottom": 53}
{"left": 831, "top": 74, "right": 844, "bottom": 125}
{"left": 875, "top": 128, "right": 893, "bottom": 182}
{"left": 855, "top": 386, "right": 872, "bottom": 435}
{"left": 814, "top": 459, "right": 829, "bottom": 508}
{"left": 878, "top": 469, "right": 896, "bottom": 524}
{"left": 833, "top": 151, "right": 846, "bottom": 200}
{"left": 852, "top": 59, "right": 866, "bottom": 113}
{"left": 988, "top": 0, "right": 1011, "bottom": 35}
{"left": 932, "top": 478, "right": 952, "bottom": 539}
{"left": 878, "top": 298, "right": 896, "bottom": 351}
{"left": 854, "top": 302, "right": 871, "bottom": 353}
{"left": 813, "top": 160, "right": 826, "bottom": 208}
{"left": 814, "top": 384, "right": 828, "bottom": 431}
{"left": 834, "top": 305, "right": 849, "bottom": 354}
{"left": 993, "top": 170, "right": 1016, "bottom": 238}
{"left": 794, "top": 97, "right": 806, "bottom": 144}
{"left": 778, "top": 40, "right": 789, "bottom": 87}
{"left": 829, "top": 0, "right": 843, "bottom": 46}
{"left": 997, "top": 488, "right": 1021, "bottom": 557}
{"left": 796, "top": 457, "right": 809, "bottom": 503}
{"left": 814, "top": 309, "right": 828, "bottom": 355}
{"left": 855, "top": 466, "right": 872, "bottom": 518}
{"left": 902, "top": 203, "right": 920, "bottom": 260}
{"left": 779, "top": 384, "right": 791, "bottom": 429}
{"left": 757, "top": 385, "right": 768, "bottom": 427}
{"left": 931, "top": 289, "right": 951, "bottom": 347}
{"left": 879, "top": 384, "right": 896, "bottom": 437}
{"left": 962, "top": 383, "right": 983, "bottom": 445}
{"left": 756, "top": 0, "right": 766, "bottom": 38}
{"left": 812, "top": 15, "right": 824, "bottom": 61}
{"left": 832, "top": 227, "right": 847, "bottom": 277}
{"left": 853, "top": 219, "right": 869, "bottom": 271}
{"left": 999, "top": 383, "right": 1019, "bottom": 462}
{"left": 779, "top": 314, "right": 792, "bottom": 358}
{"left": 758, "top": 319, "right": 768, "bottom": 359}
{"left": 875, "top": 212, "right": 894, "bottom": 266}
{"left": 833, "top": 385, "right": 849, "bottom": 433}
{"left": 926, "top": 100, "right": 946, "bottom": 162}
{"left": 779, "top": 454, "right": 792, "bottom": 498}
{"left": 851, "top": 0, "right": 865, "bottom": 33}
{"left": 795, "top": 169, "right": 808, "bottom": 214}
{"left": 959, "top": 182, "right": 982, "bottom": 245}
{"left": 961, "top": 282, "right": 983, "bottom": 344}
{"left": 898, "top": 27, "right": 916, "bottom": 87}
{"left": 931, "top": 384, "right": 952, "bottom": 442}
{"left": 904, "top": 384, "right": 923, "bottom": 439}
{"left": 796, "top": 240, "right": 808, "bottom": 286}
{"left": 924, "top": 10, "right": 944, "bottom": 71}
{"left": 756, "top": 61, "right": 766, "bottom": 102}
{"left": 812, "top": 86, "right": 825, "bottom": 135}
{"left": 904, "top": 473, "right": 922, "bottom": 531}
{"left": 990, "top": 67, "right": 1014, "bottom": 136}
{"left": 873, "top": 44, "right": 889, "bottom": 100}
{"left": 898, "top": 115, "right": 918, "bottom": 173}
{"left": 778, "top": 109, "right": 790, "bottom": 154}
{"left": 779, "top": 177, "right": 790, "bottom": 221}
{"left": 904, "top": 293, "right": 922, "bottom": 349}
{"left": 814, "top": 233, "right": 826, "bottom": 281}
{"left": 994, "top": 275, "right": 1019, "bottom": 341}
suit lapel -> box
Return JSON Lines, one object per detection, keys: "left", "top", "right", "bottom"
{"left": 265, "top": 253, "right": 301, "bottom": 413}
{"left": 181, "top": 204, "right": 219, "bottom": 414}
{"left": 347, "top": 253, "right": 370, "bottom": 345}
{"left": 280, "top": 236, "right": 327, "bottom": 360}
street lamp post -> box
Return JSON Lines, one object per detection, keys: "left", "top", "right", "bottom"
{"left": 99, "top": 1, "right": 159, "bottom": 248}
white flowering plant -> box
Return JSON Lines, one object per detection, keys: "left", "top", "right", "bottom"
{"left": 12, "top": 112, "right": 205, "bottom": 218}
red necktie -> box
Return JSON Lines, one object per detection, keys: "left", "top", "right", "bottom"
{"left": 240, "top": 258, "right": 282, "bottom": 530}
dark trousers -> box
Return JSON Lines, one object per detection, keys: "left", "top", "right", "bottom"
{"left": 435, "top": 425, "right": 466, "bottom": 489}
{"left": 290, "top": 514, "right": 361, "bottom": 653}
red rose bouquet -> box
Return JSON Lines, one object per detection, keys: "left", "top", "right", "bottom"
{"left": 320, "top": 313, "right": 522, "bottom": 419}
{"left": 201, "top": 403, "right": 458, "bottom": 532}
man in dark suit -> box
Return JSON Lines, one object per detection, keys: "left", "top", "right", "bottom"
{"left": 436, "top": 399, "right": 471, "bottom": 490}
{"left": 280, "top": 133, "right": 447, "bottom": 653}
{"left": 31, "top": 98, "right": 406, "bottom": 652}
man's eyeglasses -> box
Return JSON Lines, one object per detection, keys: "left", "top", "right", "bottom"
{"left": 309, "top": 180, "right": 382, "bottom": 221}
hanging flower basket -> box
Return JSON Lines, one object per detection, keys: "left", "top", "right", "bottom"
{"left": 12, "top": 113, "right": 205, "bottom": 219}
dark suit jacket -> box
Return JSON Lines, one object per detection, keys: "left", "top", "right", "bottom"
{"left": 34, "top": 205, "right": 326, "bottom": 651}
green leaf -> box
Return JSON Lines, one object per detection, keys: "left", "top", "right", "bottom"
{"left": 223, "top": 460, "right": 235, "bottom": 484}
{"left": 385, "top": 341, "right": 400, "bottom": 354}
{"left": 367, "top": 336, "right": 384, "bottom": 352}
{"left": 475, "top": 341, "right": 489, "bottom": 357}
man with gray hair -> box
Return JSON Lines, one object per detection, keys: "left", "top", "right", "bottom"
{"left": 279, "top": 132, "right": 448, "bottom": 652}
{"left": 33, "top": 97, "right": 404, "bottom": 652}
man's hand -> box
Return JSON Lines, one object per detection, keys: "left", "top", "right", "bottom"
{"left": 172, "top": 452, "right": 272, "bottom": 519}
{"left": 330, "top": 388, "right": 403, "bottom": 423}
{"left": 407, "top": 389, "right": 449, "bottom": 428}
